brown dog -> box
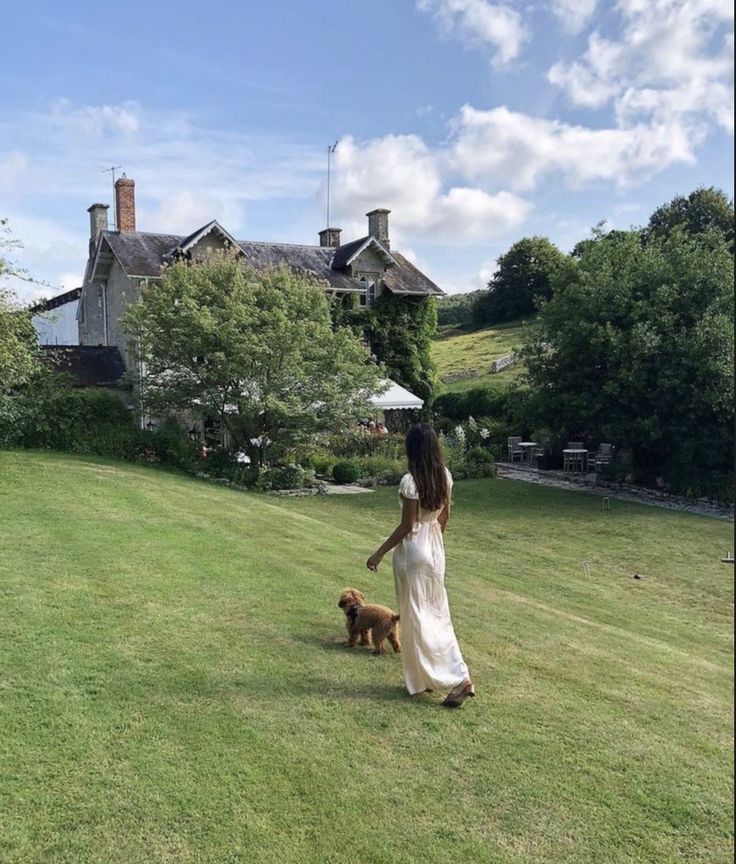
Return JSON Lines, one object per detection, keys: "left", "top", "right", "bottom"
{"left": 337, "top": 588, "right": 401, "bottom": 655}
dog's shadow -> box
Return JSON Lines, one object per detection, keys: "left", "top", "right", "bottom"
{"left": 291, "top": 630, "right": 394, "bottom": 658}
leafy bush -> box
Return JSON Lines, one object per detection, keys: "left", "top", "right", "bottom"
{"left": 5, "top": 377, "right": 140, "bottom": 457}
{"left": 332, "top": 460, "right": 360, "bottom": 484}
{"left": 145, "top": 418, "right": 198, "bottom": 471}
{"left": 355, "top": 455, "right": 405, "bottom": 484}
{"left": 433, "top": 387, "right": 509, "bottom": 422}
{"left": 305, "top": 452, "right": 338, "bottom": 475}
{"left": 257, "top": 463, "right": 307, "bottom": 491}
{"left": 464, "top": 447, "right": 496, "bottom": 479}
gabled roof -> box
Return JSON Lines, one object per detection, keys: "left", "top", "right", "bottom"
{"left": 29, "top": 287, "right": 82, "bottom": 314}
{"left": 87, "top": 228, "right": 444, "bottom": 296}
{"left": 331, "top": 236, "right": 397, "bottom": 269}
{"left": 174, "top": 220, "right": 241, "bottom": 254}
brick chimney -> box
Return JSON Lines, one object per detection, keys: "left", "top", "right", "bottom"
{"left": 87, "top": 203, "right": 109, "bottom": 255}
{"left": 318, "top": 227, "right": 342, "bottom": 248}
{"left": 115, "top": 174, "right": 136, "bottom": 233}
{"left": 367, "top": 208, "right": 390, "bottom": 249}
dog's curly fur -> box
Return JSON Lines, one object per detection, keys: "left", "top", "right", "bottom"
{"left": 337, "top": 588, "right": 401, "bottom": 655}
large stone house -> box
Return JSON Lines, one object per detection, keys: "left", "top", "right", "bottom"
{"left": 79, "top": 175, "right": 443, "bottom": 368}
{"left": 77, "top": 175, "right": 443, "bottom": 431}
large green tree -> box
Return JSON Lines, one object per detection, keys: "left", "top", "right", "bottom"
{"left": 1, "top": 220, "right": 40, "bottom": 407}
{"left": 523, "top": 226, "right": 734, "bottom": 497}
{"left": 644, "top": 187, "right": 734, "bottom": 248}
{"left": 123, "top": 253, "right": 384, "bottom": 464}
{"left": 473, "top": 236, "right": 567, "bottom": 325}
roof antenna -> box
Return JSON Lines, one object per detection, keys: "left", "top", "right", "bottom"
{"left": 101, "top": 165, "right": 122, "bottom": 229}
{"left": 326, "top": 141, "right": 338, "bottom": 229}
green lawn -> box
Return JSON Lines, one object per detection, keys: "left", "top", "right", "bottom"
{"left": 432, "top": 320, "right": 531, "bottom": 393}
{"left": 0, "top": 451, "right": 733, "bottom": 864}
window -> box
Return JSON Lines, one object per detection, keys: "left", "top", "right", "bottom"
{"left": 358, "top": 274, "right": 378, "bottom": 306}
{"left": 96, "top": 292, "right": 103, "bottom": 318}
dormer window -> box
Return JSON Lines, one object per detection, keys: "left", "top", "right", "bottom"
{"left": 358, "top": 274, "right": 377, "bottom": 306}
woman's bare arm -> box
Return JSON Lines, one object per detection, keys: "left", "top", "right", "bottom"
{"left": 438, "top": 497, "right": 451, "bottom": 533}
{"left": 366, "top": 497, "right": 419, "bottom": 571}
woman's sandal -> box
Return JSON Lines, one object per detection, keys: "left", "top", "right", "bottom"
{"left": 441, "top": 681, "right": 475, "bottom": 708}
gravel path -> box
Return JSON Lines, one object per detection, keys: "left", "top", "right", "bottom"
{"left": 496, "top": 464, "right": 734, "bottom": 521}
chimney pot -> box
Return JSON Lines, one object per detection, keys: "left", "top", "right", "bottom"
{"left": 319, "top": 227, "right": 342, "bottom": 248}
{"left": 115, "top": 174, "right": 136, "bottom": 233}
{"left": 366, "top": 208, "right": 390, "bottom": 249}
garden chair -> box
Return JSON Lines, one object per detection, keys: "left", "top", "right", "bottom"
{"left": 507, "top": 436, "right": 523, "bottom": 463}
{"left": 591, "top": 443, "right": 614, "bottom": 470}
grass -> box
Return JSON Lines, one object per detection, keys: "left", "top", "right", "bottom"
{"left": 0, "top": 451, "right": 733, "bottom": 864}
{"left": 432, "top": 319, "right": 531, "bottom": 393}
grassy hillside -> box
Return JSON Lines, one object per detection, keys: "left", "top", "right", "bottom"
{"left": 432, "top": 319, "right": 531, "bottom": 393}
{"left": 0, "top": 452, "right": 733, "bottom": 864}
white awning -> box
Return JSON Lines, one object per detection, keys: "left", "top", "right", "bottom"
{"left": 369, "top": 379, "right": 424, "bottom": 410}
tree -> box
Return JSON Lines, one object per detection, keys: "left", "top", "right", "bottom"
{"left": 645, "top": 187, "right": 734, "bottom": 248}
{"left": 1, "top": 220, "right": 40, "bottom": 407}
{"left": 123, "top": 252, "right": 384, "bottom": 464}
{"left": 473, "top": 237, "right": 567, "bottom": 325}
{"left": 364, "top": 293, "right": 438, "bottom": 404}
{"left": 523, "top": 225, "right": 734, "bottom": 497}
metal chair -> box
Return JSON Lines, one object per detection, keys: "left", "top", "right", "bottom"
{"left": 507, "top": 436, "right": 523, "bottom": 463}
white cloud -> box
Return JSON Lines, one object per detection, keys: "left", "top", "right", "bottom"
{"left": 549, "top": 0, "right": 598, "bottom": 34}
{"left": 451, "top": 104, "right": 700, "bottom": 190}
{"left": 330, "top": 134, "right": 530, "bottom": 242}
{"left": 51, "top": 98, "right": 142, "bottom": 137}
{"left": 417, "top": 0, "right": 529, "bottom": 66}
{"left": 548, "top": 0, "right": 734, "bottom": 134}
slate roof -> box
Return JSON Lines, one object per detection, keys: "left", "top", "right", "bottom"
{"left": 29, "top": 287, "right": 82, "bottom": 314}
{"left": 40, "top": 346, "right": 128, "bottom": 388}
{"left": 96, "top": 227, "right": 443, "bottom": 296}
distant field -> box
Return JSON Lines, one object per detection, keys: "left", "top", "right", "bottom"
{"left": 432, "top": 319, "right": 531, "bottom": 393}
{"left": 0, "top": 451, "right": 732, "bottom": 864}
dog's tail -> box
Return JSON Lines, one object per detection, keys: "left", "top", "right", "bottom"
{"left": 391, "top": 613, "right": 400, "bottom": 623}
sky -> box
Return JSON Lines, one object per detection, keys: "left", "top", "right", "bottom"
{"left": 1, "top": 0, "right": 733, "bottom": 301}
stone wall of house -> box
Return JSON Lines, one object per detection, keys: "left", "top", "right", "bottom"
{"left": 105, "top": 260, "right": 141, "bottom": 370}
{"left": 78, "top": 283, "right": 106, "bottom": 347}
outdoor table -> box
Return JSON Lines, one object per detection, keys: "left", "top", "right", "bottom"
{"left": 563, "top": 448, "right": 588, "bottom": 472}
{"left": 519, "top": 442, "right": 538, "bottom": 465}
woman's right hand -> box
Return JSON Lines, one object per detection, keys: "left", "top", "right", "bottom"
{"left": 366, "top": 552, "right": 383, "bottom": 571}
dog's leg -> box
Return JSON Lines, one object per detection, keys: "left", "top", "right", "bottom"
{"left": 371, "top": 626, "right": 387, "bottom": 655}
{"left": 347, "top": 625, "right": 359, "bottom": 647}
{"left": 359, "top": 629, "right": 371, "bottom": 646}
{"left": 388, "top": 628, "right": 401, "bottom": 654}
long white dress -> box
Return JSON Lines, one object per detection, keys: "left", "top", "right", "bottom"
{"left": 392, "top": 470, "right": 470, "bottom": 696}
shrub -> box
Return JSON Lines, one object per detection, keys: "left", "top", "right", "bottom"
{"left": 145, "top": 418, "right": 198, "bottom": 471}
{"left": 332, "top": 460, "right": 360, "bottom": 484}
{"left": 355, "top": 455, "right": 405, "bottom": 484}
{"left": 464, "top": 446, "right": 496, "bottom": 479}
{"left": 6, "top": 378, "right": 140, "bottom": 457}
{"left": 304, "top": 452, "right": 337, "bottom": 475}
{"left": 258, "top": 463, "right": 307, "bottom": 491}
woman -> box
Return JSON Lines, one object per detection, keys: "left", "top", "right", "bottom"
{"left": 366, "top": 423, "right": 474, "bottom": 707}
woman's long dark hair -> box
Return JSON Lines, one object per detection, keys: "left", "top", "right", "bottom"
{"left": 406, "top": 423, "right": 448, "bottom": 511}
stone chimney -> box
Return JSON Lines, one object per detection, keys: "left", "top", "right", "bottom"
{"left": 87, "top": 203, "right": 109, "bottom": 255}
{"left": 367, "top": 208, "right": 390, "bottom": 249}
{"left": 114, "top": 174, "right": 136, "bottom": 233}
{"left": 318, "top": 227, "right": 342, "bottom": 248}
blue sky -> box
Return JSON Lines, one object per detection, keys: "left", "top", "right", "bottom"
{"left": 1, "top": 0, "right": 733, "bottom": 300}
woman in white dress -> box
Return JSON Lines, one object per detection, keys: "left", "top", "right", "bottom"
{"left": 366, "top": 423, "right": 475, "bottom": 707}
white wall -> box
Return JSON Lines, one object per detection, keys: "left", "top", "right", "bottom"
{"left": 32, "top": 300, "right": 79, "bottom": 345}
